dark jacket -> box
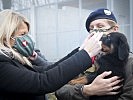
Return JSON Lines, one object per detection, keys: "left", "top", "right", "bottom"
{"left": 55, "top": 53, "right": 133, "bottom": 100}
{"left": 118, "top": 53, "right": 133, "bottom": 100}
{"left": 0, "top": 49, "right": 92, "bottom": 100}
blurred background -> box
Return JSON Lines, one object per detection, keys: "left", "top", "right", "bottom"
{"left": 0, "top": 0, "right": 132, "bottom": 61}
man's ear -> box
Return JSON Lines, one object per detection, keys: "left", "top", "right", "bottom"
{"left": 113, "top": 25, "right": 119, "bottom": 31}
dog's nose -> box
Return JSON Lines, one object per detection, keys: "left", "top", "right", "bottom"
{"left": 101, "top": 35, "right": 111, "bottom": 48}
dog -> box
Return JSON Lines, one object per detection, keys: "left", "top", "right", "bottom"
{"left": 69, "top": 32, "right": 130, "bottom": 100}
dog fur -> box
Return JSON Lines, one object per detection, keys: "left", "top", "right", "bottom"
{"left": 69, "top": 32, "right": 129, "bottom": 100}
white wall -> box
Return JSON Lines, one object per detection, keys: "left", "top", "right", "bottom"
{"left": 35, "top": 6, "right": 91, "bottom": 61}
{"left": 113, "top": 0, "right": 130, "bottom": 44}
{"left": 19, "top": 0, "right": 131, "bottom": 61}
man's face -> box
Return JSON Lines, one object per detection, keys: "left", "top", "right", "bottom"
{"left": 89, "top": 19, "right": 118, "bottom": 54}
{"left": 89, "top": 19, "right": 116, "bottom": 35}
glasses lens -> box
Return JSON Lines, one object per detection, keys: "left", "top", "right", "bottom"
{"left": 90, "top": 26, "right": 114, "bottom": 33}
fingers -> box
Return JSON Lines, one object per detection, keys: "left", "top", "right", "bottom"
{"left": 79, "top": 33, "right": 94, "bottom": 51}
{"left": 108, "top": 76, "right": 120, "bottom": 84}
{"left": 103, "top": 73, "right": 121, "bottom": 89}
{"left": 28, "top": 51, "right": 37, "bottom": 60}
{"left": 95, "top": 32, "right": 104, "bottom": 41}
{"left": 90, "top": 32, "right": 103, "bottom": 41}
{"left": 105, "top": 91, "right": 120, "bottom": 95}
{"left": 99, "top": 41, "right": 102, "bottom": 49}
{"left": 112, "top": 85, "right": 123, "bottom": 91}
{"left": 87, "top": 32, "right": 94, "bottom": 39}
{"left": 97, "top": 71, "right": 121, "bottom": 85}
{"left": 83, "top": 32, "right": 104, "bottom": 57}
{"left": 109, "top": 78, "right": 123, "bottom": 87}
{"left": 99, "top": 71, "right": 112, "bottom": 78}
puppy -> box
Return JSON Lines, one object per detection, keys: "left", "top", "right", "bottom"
{"left": 88, "top": 32, "right": 129, "bottom": 100}
{"left": 68, "top": 32, "right": 129, "bottom": 100}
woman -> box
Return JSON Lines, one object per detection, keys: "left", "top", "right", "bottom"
{"left": 0, "top": 9, "right": 103, "bottom": 100}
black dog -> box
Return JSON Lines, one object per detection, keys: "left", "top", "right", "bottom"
{"left": 87, "top": 32, "right": 129, "bottom": 100}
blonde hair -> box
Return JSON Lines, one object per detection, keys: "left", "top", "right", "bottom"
{"left": 106, "top": 19, "right": 118, "bottom": 27}
{"left": 0, "top": 9, "right": 32, "bottom": 67}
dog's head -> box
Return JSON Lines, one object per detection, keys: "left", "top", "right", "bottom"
{"left": 100, "top": 32, "right": 129, "bottom": 60}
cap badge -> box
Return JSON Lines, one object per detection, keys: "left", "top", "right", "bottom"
{"left": 104, "top": 9, "right": 111, "bottom": 15}
{"left": 22, "top": 40, "right": 28, "bottom": 47}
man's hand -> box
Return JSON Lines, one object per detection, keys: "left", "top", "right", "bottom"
{"left": 82, "top": 71, "right": 122, "bottom": 96}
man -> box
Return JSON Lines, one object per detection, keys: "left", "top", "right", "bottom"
{"left": 55, "top": 8, "right": 133, "bottom": 100}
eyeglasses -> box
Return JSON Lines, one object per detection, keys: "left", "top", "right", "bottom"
{"left": 90, "top": 26, "right": 114, "bottom": 33}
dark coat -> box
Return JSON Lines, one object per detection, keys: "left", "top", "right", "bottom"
{"left": 0, "top": 49, "right": 92, "bottom": 100}
{"left": 118, "top": 53, "right": 133, "bottom": 100}
{"left": 55, "top": 53, "right": 133, "bottom": 100}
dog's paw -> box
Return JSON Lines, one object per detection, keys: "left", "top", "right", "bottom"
{"left": 68, "top": 76, "right": 88, "bottom": 85}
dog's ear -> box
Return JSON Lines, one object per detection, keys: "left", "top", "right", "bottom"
{"left": 118, "top": 34, "right": 129, "bottom": 60}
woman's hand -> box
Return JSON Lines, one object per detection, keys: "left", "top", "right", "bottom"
{"left": 28, "top": 51, "right": 38, "bottom": 60}
{"left": 82, "top": 71, "right": 122, "bottom": 96}
{"left": 82, "top": 32, "right": 103, "bottom": 57}
{"left": 79, "top": 33, "right": 94, "bottom": 51}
